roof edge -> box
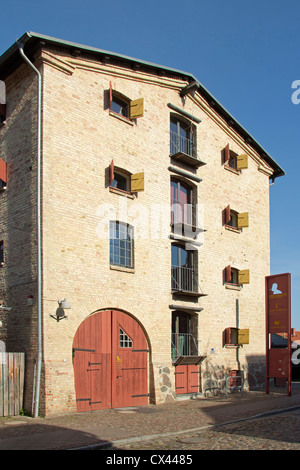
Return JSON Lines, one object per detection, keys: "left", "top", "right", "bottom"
{"left": 0, "top": 32, "right": 285, "bottom": 179}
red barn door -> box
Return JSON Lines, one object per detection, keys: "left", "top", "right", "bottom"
{"left": 73, "top": 310, "right": 149, "bottom": 412}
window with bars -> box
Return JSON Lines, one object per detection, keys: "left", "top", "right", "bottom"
{"left": 119, "top": 327, "right": 133, "bottom": 348}
{"left": 109, "top": 221, "right": 134, "bottom": 268}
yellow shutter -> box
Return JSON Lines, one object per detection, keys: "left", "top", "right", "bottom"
{"left": 238, "top": 269, "right": 250, "bottom": 284}
{"left": 131, "top": 172, "right": 144, "bottom": 192}
{"left": 130, "top": 98, "right": 144, "bottom": 119}
{"left": 237, "top": 212, "right": 249, "bottom": 228}
{"left": 236, "top": 154, "right": 248, "bottom": 170}
{"left": 238, "top": 329, "right": 249, "bottom": 345}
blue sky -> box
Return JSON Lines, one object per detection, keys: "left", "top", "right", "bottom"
{"left": 1, "top": 0, "right": 299, "bottom": 328}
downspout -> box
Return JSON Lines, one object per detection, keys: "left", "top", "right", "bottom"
{"left": 17, "top": 40, "right": 42, "bottom": 418}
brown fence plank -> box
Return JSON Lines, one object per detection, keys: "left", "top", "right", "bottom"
{"left": 0, "top": 353, "right": 25, "bottom": 417}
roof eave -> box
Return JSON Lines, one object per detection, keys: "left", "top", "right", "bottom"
{"left": 0, "top": 31, "right": 285, "bottom": 179}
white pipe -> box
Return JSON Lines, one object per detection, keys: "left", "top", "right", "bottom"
{"left": 17, "top": 41, "right": 42, "bottom": 418}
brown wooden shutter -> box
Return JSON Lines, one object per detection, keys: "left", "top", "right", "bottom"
{"left": 0, "top": 159, "right": 7, "bottom": 184}
{"left": 236, "top": 154, "right": 248, "bottom": 170}
{"left": 238, "top": 329, "right": 249, "bottom": 345}
{"left": 109, "top": 160, "right": 114, "bottom": 186}
{"left": 237, "top": 212, "right": 249, "bottom": 228}
{"left": 224, "top": 327, "right": 231, "bottom": 345}
{"left": 225, "top": 205, "right": 231, "bottom": 225}
{"left": 0, "top": 104, "right": 6, "bottom": 123}
{"left": 130, "top": 98, "right": 144, "bottom": 119}
{"left": 224, "top": 144, "right": 230, "bottom": 163}
{"left": 131, "top": 172, "right": 144, "bottom": 192}
{"left": 238, "top": 269, "right": 250, "bottom": 285}
{"left": 225, "top": 265, "right": 231, "bottom": 283}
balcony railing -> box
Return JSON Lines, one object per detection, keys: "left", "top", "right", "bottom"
{"left": 172, "top": 333, "right": 198, "bottom": 361}
{"left": 170, "top": 130, "right": 195, "bottom": 157}
{"left": 171, "top": 266, "right": 197, "bottom": 293}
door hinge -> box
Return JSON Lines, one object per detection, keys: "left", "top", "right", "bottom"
{"left": 72, "top": 348, "right": 96, "bottom": 358}
{"left": 131, "top": 394, "right": 150, "bottom": 397}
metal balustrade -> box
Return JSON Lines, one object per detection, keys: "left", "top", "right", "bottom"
{"left": 171, "top": 266, "right": 197, "bottom": 293}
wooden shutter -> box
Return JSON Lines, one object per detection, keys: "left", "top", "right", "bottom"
{"left": 225, "top": 265, "right": 231, "bottom": 283}
{"left": 225, "top": 205, "right": 231, "bottom": 225}
{"left": 0, "top": 104, "right": 6, "bottom": 123}
{"left": 238, "top": 329, "right": 249, "bottom": 345}
{"left": 0, "top": 159, "right": 7, "bottom": 184}
{"left": 109, "top": 160, "right": 114, "bottom": 185}
{"left": 238, "top": 269, "right": 250, "bottom": 284}
{"left": 130, "top": 98, "right": 144, "bottom": 119}
{"left": 236, "top": 154, "right": 248, "bottom": 170}
{"left": 237, "top": 212, "right": 249, "bottom": 228}
{"left": 131, "top": 172, "right": 144, "bottom": 192}
{"left": 224, "top": 144, "right": 230, "bottom": 163}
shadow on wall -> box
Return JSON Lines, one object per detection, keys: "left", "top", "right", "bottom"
{"left": 202, "top": 355, "right": 266, "bottom": 396}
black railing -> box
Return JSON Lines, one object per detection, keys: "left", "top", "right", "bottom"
{"left": 170, "top": 130, "right": 195, "bottom": 157}
{"left": 171, "top": 333, "right": 198, "bottom": 360}
{"left": 171, "top": 266, "right": 197, "bottom": 293}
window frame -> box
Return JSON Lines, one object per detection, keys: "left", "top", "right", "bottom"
{"left": 109, "top": 221, "right": 134, "bottom": 270}
{"left": 170, "top": 114, "right": 196, "bottom": 158}
{"left": 171, "top": 178, "right": 194, "bottom": 227}
{"left": 171, "top": 243, "right": 198, "bottom": 294}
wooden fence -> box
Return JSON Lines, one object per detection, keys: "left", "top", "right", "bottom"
{"left": 0, "top": 353, "right": 25, "bottom": 417}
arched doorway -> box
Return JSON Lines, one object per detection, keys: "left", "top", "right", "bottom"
{"left": 72, "top": 309, "right": 149, "bottom": 412}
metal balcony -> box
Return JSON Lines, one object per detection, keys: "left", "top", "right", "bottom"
{"left": 171, "top": 266, "right": 197, "bottom": 293}
{"left": 171, "top": 333, "right": 198, "bottom": 361}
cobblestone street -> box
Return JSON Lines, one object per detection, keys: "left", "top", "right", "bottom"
{"left": 115, "top": 409, "right": 300, "bottom": 451}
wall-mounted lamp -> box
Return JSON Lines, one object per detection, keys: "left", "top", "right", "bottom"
{"left": 50, "top": 298, "right": 71, "bottom": 322}
{"left": 58, "top": 298, "right": 71, "bottom": 309}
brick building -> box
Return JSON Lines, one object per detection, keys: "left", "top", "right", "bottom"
{"left": 0, "top": 32, "right": 284, "bottom": 416}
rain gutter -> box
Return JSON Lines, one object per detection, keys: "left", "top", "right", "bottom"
{"left": 17, "top": 40, "right": 42, "bottom": 418}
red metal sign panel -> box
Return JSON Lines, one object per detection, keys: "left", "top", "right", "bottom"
{"left": 266, "top": 273, "right": 291, "bottom": 334}
{"left": 265, "top": 273, "right": 291, "bottom": 396}
{"left": 268, "top": 348, "right": 289, "bottom": 377}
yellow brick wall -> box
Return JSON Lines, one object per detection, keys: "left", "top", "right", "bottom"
{"left": 0, "top": 46, "right": 274, "bottom": 414}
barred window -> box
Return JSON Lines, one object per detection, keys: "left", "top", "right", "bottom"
{"left": 119, "top": 328, "right": 133, "bottom": 348}
{"left": 109, "top": 221, "right": 134, "bottom": 268}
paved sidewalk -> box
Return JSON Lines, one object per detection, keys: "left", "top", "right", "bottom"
{"left": 0, "top": 384, "right": 300, "bottom": 450}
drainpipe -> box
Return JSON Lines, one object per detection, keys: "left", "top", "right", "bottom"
{"left": 17, "top": 41, "right": 42, "bottom": 418}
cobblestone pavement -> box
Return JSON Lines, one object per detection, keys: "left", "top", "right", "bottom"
{"left": 114, "top": 409, "right": 300, "bottom": 451}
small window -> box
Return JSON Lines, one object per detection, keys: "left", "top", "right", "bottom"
{"left": 224, "top": 144, "right": 248, "bottom": 171}
{"left": 225, "top": 266, "right": 250, "bottom": 285}
{"left": 119, "top": 327, "right": 133, "bottom": 348}
{"left": 111, "top": 95, "right": 129, "bottom": 118}
{"left": 109, "top": 160, "right": 144, "bottom": 194}
{"left": 108, "top": 82, "right": 144, "bottom": 120}
{"left": 224, "top": 327, "right": 249, "bottom": 346}
{"left": 224, "top": 206, "right": 249, "bottom": 229}
{"left": 228, "top": 150, "right": 238, "bottom": 170}
{"left": 110, "top": 221, "right": 134, "bottom": 269}
{"left": 111, "top": 171, "right": 130, "bottom": 192}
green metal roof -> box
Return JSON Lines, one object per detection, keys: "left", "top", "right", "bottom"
{"left": 0, "top": 31, "right": 284, "bottom": 179}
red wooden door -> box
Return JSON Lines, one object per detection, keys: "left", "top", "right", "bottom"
{"left": 73, "top": 310, "right": 148, "bottom": 411}
{"left": 73, "top": 310, "right": 111, "bottom": 411}
{"left": 175, "top": 365, "right": 199, "bottom": 395}
{"left": 111, "top": 310, "right": 148, "bottom": 408}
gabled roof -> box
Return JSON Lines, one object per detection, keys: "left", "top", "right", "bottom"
{"left": 0, "top": 31, "right": 285, "bottom": 179}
